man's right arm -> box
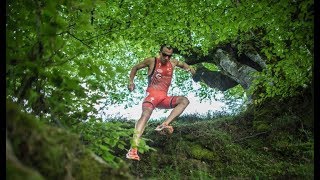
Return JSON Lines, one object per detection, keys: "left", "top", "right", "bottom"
{"left": 128, "top": 58, "right": 151, "bottom": 91}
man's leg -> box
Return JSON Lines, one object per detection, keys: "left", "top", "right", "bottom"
{"left": 132, "top": 106, "right": 153, "bottom": 147}
{"left": 162, "top": 96, "right": 189, "bottom": 125}
{"left": 127, "top": 105, "right": 153, "bottom": 160}
{"left": 132, "top": 90, "right": 161, "bottom": 145}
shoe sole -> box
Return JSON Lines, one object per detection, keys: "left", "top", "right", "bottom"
{"left": 155, "top": 127, "right": 165, "bottom": 131}
{"left": 126, "top": 154, "right": 140, "bottom": 161}
{"left": 155, "top": 125, "right": 173, "bottom": 131}
{"left": 155, "top": 126, "right": 173, "bottom": 135}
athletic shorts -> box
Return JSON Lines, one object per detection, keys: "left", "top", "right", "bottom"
{"left": 142, "top": 90, "right": 178, "bottom": 110}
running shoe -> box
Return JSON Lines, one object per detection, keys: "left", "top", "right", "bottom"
{"left": 126, "top": 148, "right": 140, "bottom": 161}
{"left": 155, "top": 124, "right": 174, "bottom": 135}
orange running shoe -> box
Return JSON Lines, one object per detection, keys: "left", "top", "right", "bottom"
{"left": 126, "top": 148, "right": 140, "bottom": 161}
{"left": 155, "top": 124, "right": 174, "bottom": 135}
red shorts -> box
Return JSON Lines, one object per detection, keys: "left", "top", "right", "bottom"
{"left": 142, "top": 90, "right": 178, "bottom": 109}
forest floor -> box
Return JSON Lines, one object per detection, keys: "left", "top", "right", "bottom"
{"left": 6, "top": 88, "right": 314, "bottom": 179}
{"left": 123, "top": 89, "right": 314, "bottom": 179}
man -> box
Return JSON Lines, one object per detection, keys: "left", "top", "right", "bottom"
{"left": 126, "top": 44, "right": 195, "bottom": 161}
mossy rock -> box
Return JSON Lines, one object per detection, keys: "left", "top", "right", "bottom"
{"left": 6, "top": 101, "right": 133, "bottom": 180}
{"left": 186, "top": 143, "right": 217, "bottom": 161}
{"left": 6, "top": 154, "right": 45, "bottom": 180}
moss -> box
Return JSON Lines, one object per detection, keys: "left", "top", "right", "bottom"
{"left": 190, "top": 169, "right": 214, "bottom": 180}
{"left": 188, "top": 143, "right": 217, "bottom": 161}
{"left": 6, "top": 101, "right": 133, "bottom": 180}
{"left": 73, "top": 151, "right": 103, "bottom": 180}
{"left": 285, "top": 163, "right": 314, "bottom": 178}
{"left": 6, "top": 160, "right": 45, "bottom": 180}
{"left": 253, "top": 121, "right": 270, "bottom": 132}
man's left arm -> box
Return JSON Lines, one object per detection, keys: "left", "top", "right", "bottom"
{"left": 176, "top": 60, "right": 196, "bottom": 75}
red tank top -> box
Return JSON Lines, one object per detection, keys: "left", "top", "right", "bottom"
{"left": 147, "top": 57, "right": 173, "bottom": 93}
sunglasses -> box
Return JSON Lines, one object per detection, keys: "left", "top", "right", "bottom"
{"left": 161, "top": 52, "right": 172, "bottom": 58}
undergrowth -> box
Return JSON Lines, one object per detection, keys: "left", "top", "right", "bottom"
{"left": 6, "top": 88, "right": 313, "bottom": 179}
{"left": 121, "top": 88, "right": 314, "bottom": 179}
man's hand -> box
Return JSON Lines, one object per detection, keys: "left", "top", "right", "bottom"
{"left": 187, "top": 67, "right": 196, "bottom": 75}
{"left": 128, "top": 82, "right": 135, "bottom": 92}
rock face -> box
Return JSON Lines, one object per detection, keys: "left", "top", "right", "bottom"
{"left": 183, "top": 47, "right": 267, "bottom": 91}
{"left": 192, "top": 67, "right": 238, "bottom": 91}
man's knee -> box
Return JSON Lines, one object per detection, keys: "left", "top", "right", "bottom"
{"left": 141, "top": 103, "right": 154, "bottom": 117}
{"left": 178, "top": 97, "right": 190, "bottom": 106}
{"left": 184, "top": 97, "right": 190, "bottom": 106}
{"left": 142, "top": 101, "right": 155, "bottom": 110}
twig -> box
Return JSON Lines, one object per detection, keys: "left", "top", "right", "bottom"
{"left": 67, "top": 31, "right": 92, "bottom": 49}
{"left": 233, "top": 131, "right": 268, "bottom": 143}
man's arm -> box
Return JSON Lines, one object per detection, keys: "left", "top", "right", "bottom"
{"left": 128, "top": 58, "right": 151, "bottom": 91}
{"left": 175, "top": 60, "right": 196, "bottom": 75}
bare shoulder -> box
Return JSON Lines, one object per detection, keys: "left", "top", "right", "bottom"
{"left": 171, "top": 59, "right": 185, "bottom": 67}
{"left": 170, "top": 59, "right": 179, "bottom": 66}
{"left": 143, "top": 57, "right": 155, "bottom": 64}
{"left": 133, "top": 57, "right": 155, "bottom": 70}
{"left": 136, "top": 57, "right": 153, "bottom": 66}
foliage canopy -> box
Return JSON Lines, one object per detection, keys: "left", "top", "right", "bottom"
{"left": 6, "top": 0, "right": 313, "bottom": 123}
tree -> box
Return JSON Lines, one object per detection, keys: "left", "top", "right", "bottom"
{"left": 6, "top": 0, "right": 313, "bottom": 125}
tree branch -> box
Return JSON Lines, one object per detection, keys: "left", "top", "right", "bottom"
{"left": 66, "top": 31, "right": 92, "bottom": 49}
{"left": 233, "top": 131, "right": 269, "bottom": 143}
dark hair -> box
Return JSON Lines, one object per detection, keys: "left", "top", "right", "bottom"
{"left": 160, "top": 44, "right": 173, "bottom": 52}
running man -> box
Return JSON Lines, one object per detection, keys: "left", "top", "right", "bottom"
{"left": 126, "top": 44, "right": 195, "bottom": 160}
